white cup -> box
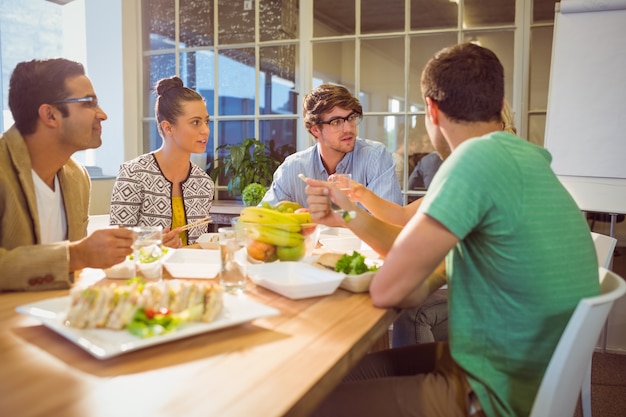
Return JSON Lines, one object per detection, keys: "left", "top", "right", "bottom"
{"left": 132, "top": 225, "right": 164, "bottom": 281}
{"left": 219, "top": 226, "right": 247, "bottom": 293}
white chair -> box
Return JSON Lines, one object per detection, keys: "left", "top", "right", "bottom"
{"left": 591, "top": 232, "right": 617, "bottom": 270}
{"left": 529, "top": 267, "right": 626, "bottom": 417}
{"left": 581, "top": 232, "right": 618, "bottom": 417}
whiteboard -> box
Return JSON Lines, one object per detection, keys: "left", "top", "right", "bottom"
{"left": 544, "top": 0, "right": 626, "bottom": 214}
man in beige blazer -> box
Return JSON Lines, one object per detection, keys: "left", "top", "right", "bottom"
{"left": 0, "top": 58, "right": 134, "bottom": 291}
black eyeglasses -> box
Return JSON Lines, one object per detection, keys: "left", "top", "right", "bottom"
{"left": 51, "top": 96, "right": 99, "bottom": 108}
{"left": 318, "top": 112, "right": 363, "bottom": 130}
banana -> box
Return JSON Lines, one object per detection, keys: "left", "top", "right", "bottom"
{"left": 239, "top": 206, "right": 301, "bottom": 232}
{"left": 287, "top": 212, "right": 312, "bottom": 224}
{"left": 247, "top": 224, "right": 304, "bottom": 247}
{"left": 274, "top": 200, "right": 302, "bottom": 213}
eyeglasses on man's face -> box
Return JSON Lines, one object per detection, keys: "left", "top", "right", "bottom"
{"left": 51, "top": 96, "right": 99, "bottom": 109}
{"left": 318, "top": 112, "right": 363, "bottom": 130}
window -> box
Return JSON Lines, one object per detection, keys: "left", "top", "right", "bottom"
{"left": 142, "top": 0, "right": 299, "bottom": 198}
{"left": 1, "top": 0, "right": 559, "bottom": 204}
{"left": 0, "top": 0, "right": 125, "bottom": 178}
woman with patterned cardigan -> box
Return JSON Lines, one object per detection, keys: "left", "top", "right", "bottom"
{"left": 110, "top": 76, "right": 214, "bottom": 247}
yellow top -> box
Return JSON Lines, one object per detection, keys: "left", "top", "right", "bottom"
{"left": 171, "top": 197, "right": 187, "bottom": 246}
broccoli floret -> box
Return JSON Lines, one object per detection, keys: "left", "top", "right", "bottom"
{"left": 242, "top": 183, "right": 267, "bottom": 206}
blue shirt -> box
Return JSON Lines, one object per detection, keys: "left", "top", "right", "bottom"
{"left": 262, "top": 138, "right": 402, "bottom": 207}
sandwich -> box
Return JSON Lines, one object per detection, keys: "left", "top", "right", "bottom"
{"left": 314, "top": 253, "right": 344, "bottom": 271}
{"left": 65, "top": 279, "right": 223, "bottom": 331}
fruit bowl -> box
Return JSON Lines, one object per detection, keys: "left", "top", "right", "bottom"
{"left": 233, "top": 218, "right": 320, "bottom": 263}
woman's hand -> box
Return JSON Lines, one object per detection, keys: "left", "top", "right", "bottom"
{"left": 327, "top": 174, "right": 368, "bottom": 204}
{"left": 162, "top": 226, "right": 183, "bottom": 248}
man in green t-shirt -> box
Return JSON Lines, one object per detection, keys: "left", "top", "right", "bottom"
{"left": 305, "top": 43, "right": 598, "bottom": 417}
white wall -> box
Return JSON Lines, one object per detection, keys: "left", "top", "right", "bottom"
{"left": 87, "top": 0, "right": 141, "bottom": 215}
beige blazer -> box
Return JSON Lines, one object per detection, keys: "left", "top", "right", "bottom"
{"left": 0, "top": 126, "right": 90, "bottom": 291}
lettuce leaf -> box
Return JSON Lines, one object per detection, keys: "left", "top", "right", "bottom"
{"left": 334, "top": 251, "right": 378, "bottom": 275}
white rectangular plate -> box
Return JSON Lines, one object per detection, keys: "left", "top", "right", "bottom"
{"left": 16, "top": 294, "right": 279, "bottom": 360}
{"left": 248, "top": 261, "right": 344, "bottom": 299}
{"left": 163, "top": 248, "right": 221, "bottom": 279}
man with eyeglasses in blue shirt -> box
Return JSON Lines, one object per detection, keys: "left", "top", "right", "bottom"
{"left": 262, "top": 83, "right": 402, "bottom": 209}
{"left": 0, "top": 58, "right": 134, "bottom": 292}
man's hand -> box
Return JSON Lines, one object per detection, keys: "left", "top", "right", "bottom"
{"left": 69, "top": 227, "right": 134, "bottom": 271}
{"left": 305, "top": 178, "right": 356, "bottom": 227}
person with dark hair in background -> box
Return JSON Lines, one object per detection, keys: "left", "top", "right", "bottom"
{"left": 110, "top": 76, "right": 214, "bottom": 247}
{"left": 262, "top": 83, "right": 402, "bottom": 207}
{"left": 0, "top": 58, "right": 134, "bottom": 292}
{"left": 306, "top": 43, "right": 598, "bottom": 417}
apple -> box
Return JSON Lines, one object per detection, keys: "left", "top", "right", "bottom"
{"left": 276, "top": 242, "right": 306, "bottom": 261}
{"left": 247, "top": 240, "right": 276, "bottom": 262}
{"left": 294, "top": 208, "right": 309, "bottom": 213}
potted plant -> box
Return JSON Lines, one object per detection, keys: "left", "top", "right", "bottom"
{"left": 209, "top": 138, "right": 292, "bottom": 200}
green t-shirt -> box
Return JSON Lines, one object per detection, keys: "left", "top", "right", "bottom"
{"left": 420, "top": 131, "right": 599, "bottom": 417}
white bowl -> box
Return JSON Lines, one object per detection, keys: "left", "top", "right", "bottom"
{"left": 196, "top": 233, "right": 220, "bottom": 249}
{"left": 248, "top": 261, "right": 343, "bottom": 299}
{"left": 103, "top": 258, "right": 135, "bottom": 279}
{"left": 319, "top": 236, "right": 362, "bottom": 253}
{"left": 163, "top": 248, "right": 221, "bottom": 279}
{"left": 340, "top": 271, "right": 376, "bottom": 293}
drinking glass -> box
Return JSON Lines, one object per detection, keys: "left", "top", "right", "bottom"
{"left": 219, "top": 226, "right": 247, "bottom": 293}
{"left": 132, "top": 226, "right": 164, "bottom": 281}
{"left": 332, "top": 173, "right": 352, "bottom": 192}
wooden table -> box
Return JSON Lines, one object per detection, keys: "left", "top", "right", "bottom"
{"left": 0, "top": 270, "right": 396, "bottom": 417}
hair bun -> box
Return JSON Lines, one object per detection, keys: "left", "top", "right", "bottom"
{"left": 155, "top": 76, "right": 184, "bottom": 96}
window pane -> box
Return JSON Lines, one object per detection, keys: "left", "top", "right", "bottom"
{"left": 218, "top": 120, "right": 255, "bottom": 148}
{"left": 218, "top": 48, "right": 255, "bottom": 116}
{"left": 260, "top": 45, "right": 298, "bottom": 115}
{"left": 464, "top": 0, "right": 515, "bottom": 27}
{"left": 214, "top": 119, "right": 255, "bottom": 198}
{"left": 143, "top": 54, "right": 176, "bottom": 119}
{"left": 143, "top": 121, "right": 161, "bottom": 154}
{"left": 408, "top": 34, "right": 458, "bottom": 110}
{"left": 312, "top": 40, "right": 355, "bottom": 92}
{"left": 218, "top": 0, "right": 254, "bottom": 44}
{"left": 260, "top": 0, "right": 298, "bottom": 41}
{"left": 362, "top": 0, "right": 404, "bottom": 34}
{"left": 462, "top": 32, "right": 515, "bottom": 102}
{"left": 181, "top": 50, "right": 216, "bottom": 116}
{"left": 411, "top": 0, "right": 457, "bottom": 30}
{"left": 361, "top": 38, "right": 405, "bottom": 112}
{"left": 259, "top": 119, "right": 298, "bottom": 163}
{"left": 180, "top": 0, "right": 213, "bottom": 47}
{"left": 314, "top": 0, "right": 355, "bottom": 36}
{"left": 529, "top": 26, "right": 553, "bottom": 110}
{"left": 528, "top": 114, "right": 546, "bottom": 147}
{"left": 534, "top": 0, "right": 559, "bottom": 24}
{"left": 142, "top": 0, "right": 176, "bottom": 50}
{"left": 358, "top": 115, "right": 395, "bottom": 151}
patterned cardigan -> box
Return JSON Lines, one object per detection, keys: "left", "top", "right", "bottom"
{"left": 109, "top": 153, "right": 214, "bottom": 244}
